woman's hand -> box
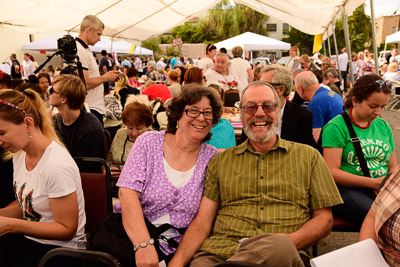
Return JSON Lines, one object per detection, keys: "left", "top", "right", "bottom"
{"left": 135, "top": 246, "right": 159, "bottom": 267}
{"left": 110, "top": 166, "right": 121, "bottom": 180}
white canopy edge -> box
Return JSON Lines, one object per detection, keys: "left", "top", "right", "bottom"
{"left": 385, "top": 31, "right": 400, "bottom": 44}
{"left": 0, "top": 0, "right": 366, "bottom": 42}
{"left": 214, "top": 32, "right": 291, "bottom": 51}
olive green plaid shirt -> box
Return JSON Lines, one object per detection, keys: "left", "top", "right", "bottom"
{"left": 201, "top": 137, "right": 343, "bottom": 259}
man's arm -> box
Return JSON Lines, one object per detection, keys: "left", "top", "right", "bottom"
{"left": 312, "top": 127, "right": 322, "bottom": 143}
{"left": 168, "top": 196, "right": 219, "bottom": 267}
{"left": 282, "top": 207, "right": 333, "bottom": 250}
{"left": 81, "top": 69, "right": 119, "bottom": 90}
{"left": 358, "top": 209, "right": 377, "bottom": 242}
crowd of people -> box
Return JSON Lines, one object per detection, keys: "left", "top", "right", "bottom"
{"left": 0, "top": 14, "right": 400, "bottom": 267}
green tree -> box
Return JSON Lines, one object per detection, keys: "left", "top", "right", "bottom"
{"left": 141, "top": 37, "right": 163, "bottom": 56}
{"left": 282, "top": 28, "right": 314, "bottom": 55}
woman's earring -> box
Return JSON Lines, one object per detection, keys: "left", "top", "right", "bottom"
{"left": 176, "top": 121, "right": 179, "bottom": 129}
{"left": 29, "top": 134, "right": 32, "bottom": 138}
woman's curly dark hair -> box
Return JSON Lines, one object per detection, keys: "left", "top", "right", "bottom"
{"left": 167, "top": 83, "right": 223, "bottom": 142}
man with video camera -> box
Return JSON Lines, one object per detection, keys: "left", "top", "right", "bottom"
{"left": 76, "top": 15, "right": 120, "bottom": 125}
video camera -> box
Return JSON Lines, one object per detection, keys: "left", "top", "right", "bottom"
{"left": 57, "top": 34, "right": 77, "bottom": 65}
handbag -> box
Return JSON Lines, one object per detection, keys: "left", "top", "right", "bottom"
{"left": 88, "top": 212, "right": 186, "bottom": 267}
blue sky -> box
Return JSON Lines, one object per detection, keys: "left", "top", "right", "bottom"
{"left": 364, "top": 0, "right": 400, "bottom": 17}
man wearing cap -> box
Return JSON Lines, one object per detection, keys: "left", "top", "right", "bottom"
{"left": 76, "top": 15, "right": 120, "bottom": 125}
{"left": 10, "top": 54, "right": 21, "bottom": 79}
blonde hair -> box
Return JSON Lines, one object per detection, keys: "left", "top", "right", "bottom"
{"left": 388, "top": 62, "right": 398, "bottom": 72}
{"left": 298, "top": 54, "right": 311, "bottom": 64}
{"left": 125, "top": 94, "right": 150, "bottom": 106}
{"left": 232, "top": 46, "right": 244, "bottom": 58}
{"left": 115, "top": 73, "right": 130, "bottom": 98}
{"left": 52, "top": 74, "right": 86, "bottom": 110}
{"left": 0, "top": 89, "right": 63, "bottom": 147}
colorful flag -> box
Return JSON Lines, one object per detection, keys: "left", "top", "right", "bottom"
{"left": 313, "top": 34, "right": 323, "bottom": 54}
{"left": 128, "top": 44, "right": 136, "bottom": 54}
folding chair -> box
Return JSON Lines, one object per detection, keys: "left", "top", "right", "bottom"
{"left": 38, "top": 247, "right": 120, "bottom": 267}
{"left": 224, "top": 90, "right": 240, "bottom": 107}
{"left": 74, "top": 157, "right": 113, "bottom": 233}
{"left": 388, "top": 81, "right": 400, "bottom": 112}
{"left": 104, "top": 129, "right": 112, "bottom": 157}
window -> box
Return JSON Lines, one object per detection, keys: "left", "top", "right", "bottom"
{"left": 283, "top": 23, "right": 290, "bottom": 32}
{"left": 393, "top": 26, "right": 398, "bottom": 33}
{"left": 267, "top": 23, "right": 277, "bottom": 32}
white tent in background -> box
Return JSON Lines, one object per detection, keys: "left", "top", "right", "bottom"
{"left": 214, "top": 32, "right": 291, "bottom": 51}
{"left": 21, "top": 34, "right": 153, "bottom": 55}
{"left": 385, "top": 31, "right": 400, "bottom": 44}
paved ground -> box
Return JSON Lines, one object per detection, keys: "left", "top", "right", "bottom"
{"left": 316, "top": 108, "right": 400, "bottom": 257}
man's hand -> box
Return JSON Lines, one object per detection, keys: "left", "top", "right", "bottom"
{"left": 103, "top": 70, "right": 120, "bottom": 82}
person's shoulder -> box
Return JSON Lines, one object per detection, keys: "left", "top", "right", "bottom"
{"left": 286, "top": 100, "right": 312, "bottom": 115}
{"left": 282, "top": 138, "right": 318, "bottom": 156}
{"left": 80, "top": 111, "right": 103, "bottom": 129}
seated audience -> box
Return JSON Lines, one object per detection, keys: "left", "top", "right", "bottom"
{"left": 127, "top": 67, "right": 142, "bottom": 89}
{"left": 116, "top": 84, "right": 223, "bottom": 266}
{"left": 0, "top": 89, "right": 85, "bottom": 267}
{"left": 103, "top": 83, "right": 123, "bottom": 140}
{"left": 359, "top": 164, "right": 400, "bottom": 266}
{"left": 167, "top": 69, "right": 182, "bottom": 98}
{"left": 204, "top": 53, "right": 240, "bottom": 92}
{"left": 323, "top": 68, "right": 342, "bottom": 96}
{"left": 382, "top": 62, "right": 400, "bottom": 82}
{"left": 299, "top": 54, "right": 319, "bottom": 71}
{"left": 184, "top": 67, "right": 204, "bottom": 85}
{"left": 0, "top": 70, "right": 12, "bottom": 89}
{"left": 106, "top": 102, "right": 153, "bottom": 180}
{"left": 322, "top": 74, "right": 397, "bottom": 226}
{"left": 168, "top": 81, "right": 342, "bottom": 267}
{"left": 141, "top": 81, "right": 171, "bottom": 103}
{"left": 50, "top": 74, "right": 105, "bottom": 172}
{"left": 115, "top": 73, "right": 140, "bottom": 109}
{"left": 37, "top": 72, "right": 51, "bottom": 105}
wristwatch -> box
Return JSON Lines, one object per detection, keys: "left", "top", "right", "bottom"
{"left": 134, "top": 238, "right": 155, "bottom": 251}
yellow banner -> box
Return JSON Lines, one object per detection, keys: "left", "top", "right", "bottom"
{"left": 313, "top": 34, "right": 323, "bottom": 54}
{"left": 128, "top": 44, "right": 136, "bottom": 54}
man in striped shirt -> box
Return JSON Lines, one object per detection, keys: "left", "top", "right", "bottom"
{"left": 169, "top": 81, "right": 343, "bottom": 267}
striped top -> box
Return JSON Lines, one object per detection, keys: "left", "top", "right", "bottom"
{"left": 372, "top": 164, "right": 400, "bottom": 266}
{"left": 201, "top": 137, "right": 343, "bottom": 259}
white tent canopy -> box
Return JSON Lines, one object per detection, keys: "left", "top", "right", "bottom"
{"left": 1, "top": 0, "right": 365, "bottom": 41}
{"left": 215, "top": 32, "right": 290, "bottom": 51}
{"left": 385, "top": 31, "right": 400, "bottom": 44}
{"left": 21, "top": 34, "right": 153, "bottom": 55}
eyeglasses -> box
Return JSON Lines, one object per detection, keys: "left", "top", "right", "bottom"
{"left": 184, "top": 109, "right": 213, "bottom": 120}
{"left": 241, "top": 102, "right": 278, "bottom": 115}
{"left": 0, "top": 99, "right": 27, "bottom": 117}
{"left": 268, "top": 82, "right": 283, "bottom": 87}
{"left": 49, "top": 87, "right": 59, "bottom": 95}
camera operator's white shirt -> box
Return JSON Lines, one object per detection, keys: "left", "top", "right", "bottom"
{"left": 76, "top": 38, "right": 106, "bottom": 115}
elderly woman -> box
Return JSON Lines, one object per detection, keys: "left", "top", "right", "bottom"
{"left": 322, "top": 74, "right": 397, "bottom": 226}
{"left": 106, "top": 102, "right": 153, "bottom": 180}
{"left": 198, "top": 44, "right": 217, "bottom": 73}
{"left": 286, "top": 46, "right": 301, "bottom": 70}
{"left": 116, "top": 84, "right": 222, "bottom": 266}
{"left": 231, "top": 46, "right": 254, "bottom": 93}
{"left": 359, "top": 164, "right": 400, "bottom": 266}
{"left": 204, "top": 53, "right": 240, "bottom": 92}
{"left": 299, "top": 54, "right": 319, "bottom": 71}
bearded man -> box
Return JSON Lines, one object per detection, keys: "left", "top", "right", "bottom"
{"left": 168, "top": 81, "right": 343, "bottom": 267}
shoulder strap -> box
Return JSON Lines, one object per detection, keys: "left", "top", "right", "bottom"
{"left": 341, "top": 112, "right": 371, "bottom": 177}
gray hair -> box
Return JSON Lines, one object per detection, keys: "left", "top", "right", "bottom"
{"left": 260, "top": 65, "right": 293, "bottom": 97}
{"left": 324, "top": 68, "right": 339, "bottom": 79}
{"left": 240, "top": 81, "right": 281, "bottom": 109}
{"left": 294, "top": 71, "right": 319, "bottom": 89}
{"left": 80, "top": 15, "right": 105, "bottom": 32}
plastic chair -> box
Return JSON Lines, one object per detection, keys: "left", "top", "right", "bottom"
{"left": 38, "top": 247, "right": 120, "bottom": 267}
{"left": 332, "top": 216, "right": 360, "bottom": 232}
{"left": 388, "top": 81, "right": 400, "bottom": 112}
{"left": 74, "top": 157, "right": 113, "bottom": 233}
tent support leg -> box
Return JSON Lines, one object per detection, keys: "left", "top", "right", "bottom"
{"left": 332, "top": 24, "right": 342, "bottom": 86}
{"left": 327, "top": 35, "right": 332, "bottom": 58}
{"left": 369, "top": 0, "right": 379, "bottom": 74}
{"left": 342, "top": 7, "right": 354, "bottom": 86}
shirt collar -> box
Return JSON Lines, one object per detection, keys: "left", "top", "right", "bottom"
{"left": 75, "top": 37, "right": 89, "bottom": 49}
{"left": 235, "top": 135, "right": 289, "bottom": 155}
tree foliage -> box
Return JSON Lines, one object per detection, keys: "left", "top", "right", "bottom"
{"left": 141, "top": 37, "right": 163, "bottom": 55}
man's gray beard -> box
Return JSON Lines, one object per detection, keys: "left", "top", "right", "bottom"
{"left": 243, "top": 124, "right": 277, "bottom": 143}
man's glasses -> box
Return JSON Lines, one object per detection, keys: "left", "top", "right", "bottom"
{"left": 184, "top": 109, "right": 213, "bottom": 120}
{"left": 0, "top": 99, "right": 28, "bottom": 117}
{"left": 241, "top": 102, "right": 278, "bottom": 115}
{"left": 49, "top": 87, "right": 59, "bottom": 95}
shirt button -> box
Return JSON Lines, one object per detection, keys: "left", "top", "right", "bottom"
{"left": 260, "top": 176, "right": 263, "bottom": 179}
{"left": 260, "top": 207, "right": 264, "bottom": 210}
{"left": 174, "top": 190, "right": 179, "bottom": 196}
{"left": 257, "top": 225, "right": 261, "bottom": 229}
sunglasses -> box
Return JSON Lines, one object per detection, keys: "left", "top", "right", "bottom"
{"left": 360, "top": 80, "right": 392, "bottom": 90}
{"left": 241, "top": 102, "right": 278, "bottom": 115}
{"left": 49, "top": 87, "right": 59, "bottom": 95}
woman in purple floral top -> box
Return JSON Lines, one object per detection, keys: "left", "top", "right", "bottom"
{"left": 117, "top": 84, "right": 223, "bottom": 266}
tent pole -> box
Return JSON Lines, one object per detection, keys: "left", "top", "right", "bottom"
{"left": 342, "top": 7, "right": 354, "bottom": 86}
{"left": 369, "top": 0, "right": 379, "bottom": 74}
{"left": 332, "top": 24, "right": 342, "bottom": 86}
{"left": 327, "top": 35, "right": 332, "bottom": 58}
{"left": 111, "top": 37, "right": 114, "bottom": 53}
